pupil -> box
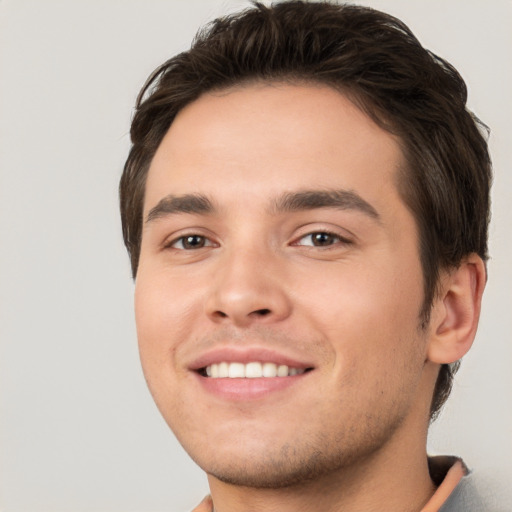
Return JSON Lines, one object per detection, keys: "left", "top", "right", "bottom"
{"left": 184, "top": 235, "right": 204, "bottom": 248}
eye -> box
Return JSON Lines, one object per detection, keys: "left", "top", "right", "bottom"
{"left": 295, "top": 231, "right": 349, "bottom": 247}
{"left": 169, "top": 234, "right": 214, "bottom": 250}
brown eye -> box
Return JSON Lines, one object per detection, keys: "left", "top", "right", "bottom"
{"left": 297, "top": 232, "right": 344, "bottom": 247}
{"left": 311, "top": 232, "right": 336, "bottom": 246}
{"left": 171, "top": 235, "right": 211, "bottom": 250}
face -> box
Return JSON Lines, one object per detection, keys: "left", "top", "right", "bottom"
{"left": 135, "top": 84, "right": 435, "bottom": 488}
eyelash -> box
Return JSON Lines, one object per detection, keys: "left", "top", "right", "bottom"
{"left": 165, "top": 234, "right": 215, "bottom": 250}
{"left": 293, "top": 230, "right": 352, "bottom": 248}
{"left": 165, "top": 230, "right": 351, "bottom": 251}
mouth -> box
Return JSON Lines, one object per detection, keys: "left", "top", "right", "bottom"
{"left": 199, "top": 361, "right": 313, "bottom": 379}
{"left": 189, "top": 347, "right": 315, "bottom": 399}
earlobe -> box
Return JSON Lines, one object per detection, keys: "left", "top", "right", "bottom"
{"left": 427, "top": 254, "right": 487, "bottom": 364}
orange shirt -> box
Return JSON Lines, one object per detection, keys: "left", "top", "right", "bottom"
{"left": 421, "top": 459, "right": 467, "bottom": 512}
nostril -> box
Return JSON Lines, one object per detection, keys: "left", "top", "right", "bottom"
{"left": 253, "top": 308, "right": 271, "bottom": 316}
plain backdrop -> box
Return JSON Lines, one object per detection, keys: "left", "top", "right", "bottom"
{"left": 0, "top": 1, "right": 511, "bottom": 511}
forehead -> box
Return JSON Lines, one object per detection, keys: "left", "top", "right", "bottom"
{"left": 144, "top": 83, "right": 405, "bottom": 214}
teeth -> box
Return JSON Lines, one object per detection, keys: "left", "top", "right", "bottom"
{"left": 245, "top": 362, "right": 262, "bottom": 378}
{"left": 228, "top": 362, "right": 244, "bottom": 378}
{"left": 204, "top": 362, "right": 306, "bottom": 379}
{"left": 277, "top": 364, "right": 289, "bottom": 377}
{"left": 219, "top": 362, "right": 229, "bottom": 378}
{"left": 262, "top": 362, "right": 277, "bottom": 377}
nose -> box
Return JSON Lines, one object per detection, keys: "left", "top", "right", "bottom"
{"left": 205, "top": 247, "right": 292, "bottom": 327}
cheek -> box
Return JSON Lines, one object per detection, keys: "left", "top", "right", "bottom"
{"left": 134, "top": 271, "right": 186, "bottom": 378}
{"left": 134, "top": 273, "right": 193, "bottom": 420}
{"left": 135, "top": 265, "right": 198, "bottom": 337}
{"left": 301, "top": 257, "right": 423, "bottom": 328}
{"left": 297, "top": 258, "right": 426, "bottom": 375}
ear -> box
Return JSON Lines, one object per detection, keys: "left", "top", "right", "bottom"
{"left": 427, "top": 254, "right": 487, "bottom": 364}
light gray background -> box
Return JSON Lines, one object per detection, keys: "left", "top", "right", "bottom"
{"left": 0, "top": 1, "right": 510, "bottom": 511}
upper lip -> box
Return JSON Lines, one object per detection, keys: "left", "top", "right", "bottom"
{"left": 188, "top": 347, "right": 315, "bottom": 372}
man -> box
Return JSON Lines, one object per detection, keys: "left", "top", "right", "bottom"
{"left": 120, "top": 2, "right": 491, "bottom": 511}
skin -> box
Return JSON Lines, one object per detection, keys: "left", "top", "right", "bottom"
{"left": 135, "top": 83, "right": 485, "bottom": 512}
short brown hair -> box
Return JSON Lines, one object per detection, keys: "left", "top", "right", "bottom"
{"left": 120, "top": 1, "right": 491, "bottom": 419}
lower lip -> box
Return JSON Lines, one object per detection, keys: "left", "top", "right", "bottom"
{"left": 194, "top": 372, "right": 310, "bottom": 401}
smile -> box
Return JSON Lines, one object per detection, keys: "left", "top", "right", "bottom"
{"left": 204, "top": 362, "right": 308, "bottom": 378}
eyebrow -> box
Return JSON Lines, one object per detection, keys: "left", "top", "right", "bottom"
{"left": 270, "top": 189, "right": 380, "bottom": 220}
{"left": 145, "top": 193, "right": 215, "bottom": 223}
{"left": 145, "top": 189, "right": 380, "bottom": 224}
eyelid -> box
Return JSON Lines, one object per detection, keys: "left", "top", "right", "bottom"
{"left": 291, "top": 225, "right": 354, "bottom": 246}
{"left": 294, "top": 232, "right": 351, "bottom": 247}
{"left": 175, "top": 236, "right": 214, "bottom": 250}
{"left": 162, "top": 230, "right": 218, "bottom": 250}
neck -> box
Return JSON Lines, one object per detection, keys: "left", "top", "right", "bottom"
{"left": 207, "top": 416, "right": 435, "bottom": 512}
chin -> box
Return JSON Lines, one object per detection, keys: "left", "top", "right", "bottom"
{"left": 190, "top": 431, "right": 391, "bottom": 490}
{"left": 205, "top": 457, "right": 339, "bottom": 489}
